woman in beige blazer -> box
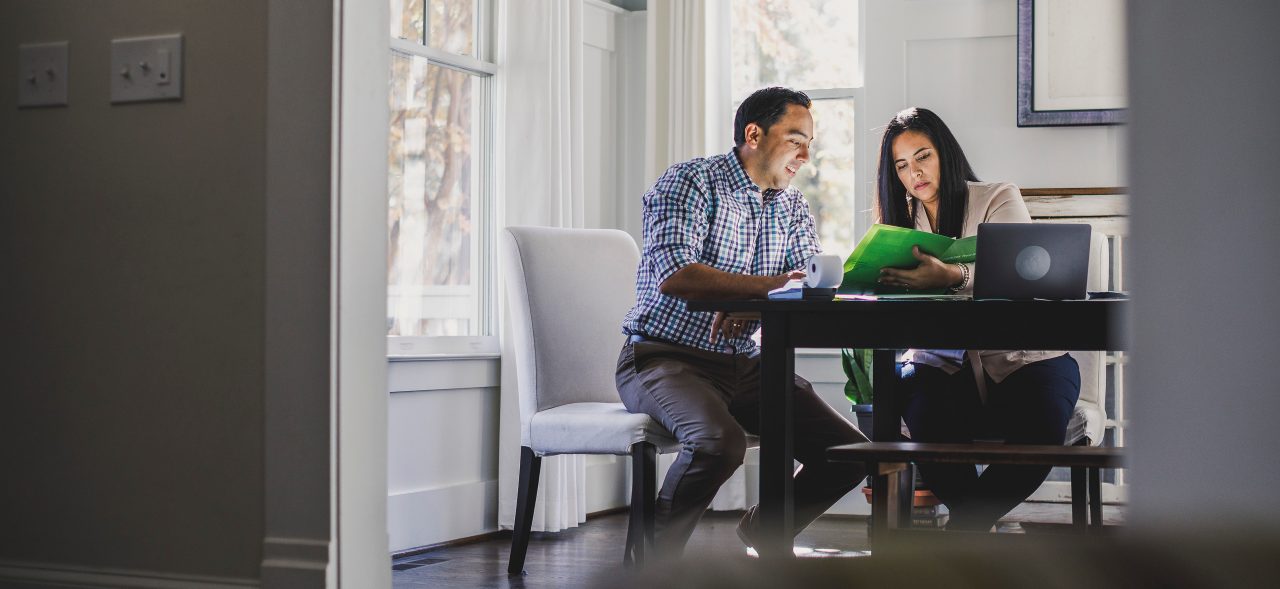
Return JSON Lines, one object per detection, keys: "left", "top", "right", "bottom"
{"left": 873, "top": 107, "right": 1081, "bottom": 532}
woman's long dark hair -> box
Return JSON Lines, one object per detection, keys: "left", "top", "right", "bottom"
{"left": 875, "top": 108, "right": 979, "bottom": 238}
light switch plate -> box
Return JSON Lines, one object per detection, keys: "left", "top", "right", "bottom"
{"left": 18, "top": 41, "right": 69, "bottom": 107}
{"left": 111, "top": 34, "right": 183, "bottom": 103}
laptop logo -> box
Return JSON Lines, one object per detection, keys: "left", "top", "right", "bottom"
{"left": 1015, "top": 245, "right": 1051, "bottom": 281}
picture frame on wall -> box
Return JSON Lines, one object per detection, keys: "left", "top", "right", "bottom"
{"left": 1017, "top": 0, "right": 1127, "bottom": 127}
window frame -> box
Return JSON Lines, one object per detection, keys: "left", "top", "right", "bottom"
{"left": 724, "top": 0, "right": 869, "bottom": 250}
{"left": 387, "top": 0, "right": 500, "bottom": 359}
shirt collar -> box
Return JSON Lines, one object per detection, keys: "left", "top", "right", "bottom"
{"left": 726, "top": 147, "right": 786, "bottom": 202}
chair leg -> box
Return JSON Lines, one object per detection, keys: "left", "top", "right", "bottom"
{"left": 625, "top": 442, "right": 657, "bottom": 566}
{"left": 1088, "top": 467, "right": 1104, "bottom": 534}
{"left": 508, "top": 446, "right": 542, "bottom": 575}
{"left": 642, "top": 443, "right": 657, "bottom": 551}
{"left": 1071, "top": 466, "right": 1086, "bottom": 531}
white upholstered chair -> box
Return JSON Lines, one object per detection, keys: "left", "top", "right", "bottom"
{"left": 501, "top": 226, "right": 679, "bottom": 574}
{"left": 1057, "top": 230, "right": 1113, "bottom": 519}
{"left": 1066, "top": 230, "right": 1112, "bottom": 447}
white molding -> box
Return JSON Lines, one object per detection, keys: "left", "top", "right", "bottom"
{"left": 583, "top": 0, "right": 619, "bottom": 51}
{"left": 389, "top": 37, "right": 498, "bottom": 76}
{"left": 261, "top": 536, "right": 330, "bottom": 571}
{"left": 803, "top": 87, "right": 860, "bottom": 100}
{"left": 335, "top": 0, "right": 392, "bottom": 585}
{"left": 584, "top": 0, "right": 628, "bottom": 16}
{"left": 387, "top": 355, "right": 501, "bottom": 393}
{"left": 0, "top": 560, "right": 257, "bottom": 589}
{"left": 260, "top": 537, "right": 329, "bottom": 587}
{"left": 388, "top": 353, "right": 501, "bottom": 362}
{"left": 388, "top": 335, "right": 501, "bottom": 358}
{"left": 264, "top": 0, "right": 338, "bottom": 587}
{"left": 388, "top": 480, "right": 499, "bottom": 552}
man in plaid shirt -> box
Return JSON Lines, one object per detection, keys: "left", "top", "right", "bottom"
{"left": 616, "top": 87, "right": 867, "bottom": 558}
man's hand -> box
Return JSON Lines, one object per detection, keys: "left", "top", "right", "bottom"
{"left": 709, "top": 311, "right": 750, "bottom": 345}
{"left": 878, "top": 246, "right": 962, "bottom": 290}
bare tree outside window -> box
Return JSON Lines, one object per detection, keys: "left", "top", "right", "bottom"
{"left": 391, "top": 0, "right": 476, "bottom": 57}
{"left": 388, "top": 0, "right": 491, "bottom": 340}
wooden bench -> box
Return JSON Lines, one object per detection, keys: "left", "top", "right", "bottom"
{"left": 827, "top": 441, "right": 1127, "bottom": 535}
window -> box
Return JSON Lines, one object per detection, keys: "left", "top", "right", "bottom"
{"left": 388, "top": 0, "right": 498, "bottom": 356}
{"left": 730, "top": 0, "right": 861, "bottom": 256}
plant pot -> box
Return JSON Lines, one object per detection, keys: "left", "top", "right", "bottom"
{"left": 852, "top": 403, "right": 874, "bottom": 439}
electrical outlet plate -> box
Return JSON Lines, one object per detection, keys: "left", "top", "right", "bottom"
{"left": 18, "top": 41, "right": 69, "bottom": 107}
{"left": 111, "top": 34, "right": 183, "bottom": 103}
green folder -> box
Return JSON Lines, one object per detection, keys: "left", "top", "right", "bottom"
{"left": 837, "top": 224, "right": 976, "bottom": 294}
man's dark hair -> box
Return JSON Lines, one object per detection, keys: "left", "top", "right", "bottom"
{"left": 733, "top": 87, "right": 812, "bottom": 147}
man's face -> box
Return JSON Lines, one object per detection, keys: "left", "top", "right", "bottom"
{"left": 743, "top": 104, "right": 813, "bottom": 191}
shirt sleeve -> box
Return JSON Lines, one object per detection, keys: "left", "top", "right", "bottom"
{"left": 783, "top": 191, "right": 823, "bottom": 273}
{"left": 983, "top": 182, "right": 1033, "bottom": 224}
{"left": 961, "top": 182, "right": 1032, "bottom": 295}
{"left": 642, "top": 164, "right": 711, "bottom": 287}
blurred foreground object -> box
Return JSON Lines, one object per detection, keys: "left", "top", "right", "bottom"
{"left": 603, "top": 525, "right": 1280, "bottom": 589}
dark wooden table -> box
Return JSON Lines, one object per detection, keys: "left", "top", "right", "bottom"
{"left": 686, "top": 297, "right": 1128, "bottom": 558}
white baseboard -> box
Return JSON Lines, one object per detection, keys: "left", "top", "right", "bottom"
{"left": 388, "top": 479, "right": 498, "bottom": 553}
{"left": 0, "top": 560, "right": 257, "bottom": 589}
{"left": 259, "top": 536, "right": 329, "bottom": 588}
{"left": 585, "top": 458, "right": 628, "bottom": 513}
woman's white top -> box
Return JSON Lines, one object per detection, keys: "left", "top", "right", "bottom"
{"left": 909, "top": 181, "right": 1067, "bottom": 385}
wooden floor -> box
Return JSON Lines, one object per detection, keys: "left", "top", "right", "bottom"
{"left": 391, "top": 502, "right": 1125, "bottom": 588}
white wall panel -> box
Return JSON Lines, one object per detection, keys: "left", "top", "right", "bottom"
{"left": 389, "top": 481, "right": 498, "bottom": 551}
{"left": 583, "top": 42, "right": 618, "bottom": 230}
{"left": 859, "top": 0, "right": 1126, "bottom": 235}
{"left": 388, "top": 388, "right": 500, "bottom": 497}
{"left": 904, "top": 36, "right": 1123, "bottom": 188}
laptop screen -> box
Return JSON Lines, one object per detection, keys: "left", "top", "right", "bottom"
{"left": 973, "top": 223, "right": 1090, "bottom": 300}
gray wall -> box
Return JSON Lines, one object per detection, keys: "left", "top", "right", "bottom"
{"left": 1128, "top": 0, "right": 1280, "bottom": 528}
{"left": 1, "top": 0, "right": 267, "bottom": 580}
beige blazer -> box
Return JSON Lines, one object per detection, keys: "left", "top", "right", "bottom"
{"left": 910, "top": 181, "right": 1066, "bottom": 384}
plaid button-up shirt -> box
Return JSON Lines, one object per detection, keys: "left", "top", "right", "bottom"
{"left": 621, "top": 148, "right": 822, "bottom": 353}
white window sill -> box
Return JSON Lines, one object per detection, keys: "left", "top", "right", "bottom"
{"left": 388, "top": 352, "right": 501, "bottom": 362}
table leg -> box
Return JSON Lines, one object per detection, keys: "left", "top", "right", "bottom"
{"left": 871, "top": 350, "right": 900, "bottom": 443}
{"left": 870, "top": 350, "right": 908, "bottom": 545}
{"left": 898, "top": 464, "right": 915, "bottom": 529}
{"left": 757, "top": 311, "right": 794, "bottom": 559}
{"left": 1089, "top": 467, "right": 1104, "bottom": 533}
{"left": 1071, "top": 466, "right": 1086, "bottom": 531}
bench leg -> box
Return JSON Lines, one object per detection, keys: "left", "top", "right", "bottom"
{"left": 870, "top": 461, "right": 908, "bottom": 545}
{"left": 1089, "top": 467, "right": 1104, "bottom": 533}
{"left": 1071, "top": 466, "right": 1086, "bottom": 531}
{"left": 869, "top": 463, "right": 886, "bottom": 543}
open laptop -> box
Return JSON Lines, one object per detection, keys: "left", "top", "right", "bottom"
{"left": 973, "top": 223, "right": 1090, "bottom": 300}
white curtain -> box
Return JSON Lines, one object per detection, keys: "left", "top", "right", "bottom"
{"left": 496, "top": 0, "right": 589, "bottom": 533}
{"left": 648, "top": 0, "right": 753, "bottom": 512}
{"left": 648, "top": 0, "right": 709, "bottom": 179}
{"left": 496, "top": 0, "right": 750, "bottom": 529}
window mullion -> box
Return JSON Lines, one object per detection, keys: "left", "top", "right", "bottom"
{"left": 802, "top": 87, "right": 860, "bottom": 100}
{"left": 391, "top": 38, "right": 497, "bottom": 76}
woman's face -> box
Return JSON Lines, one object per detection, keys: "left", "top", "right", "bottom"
{"left": 891, "top": 130, "right": 940, "bottom": 205}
